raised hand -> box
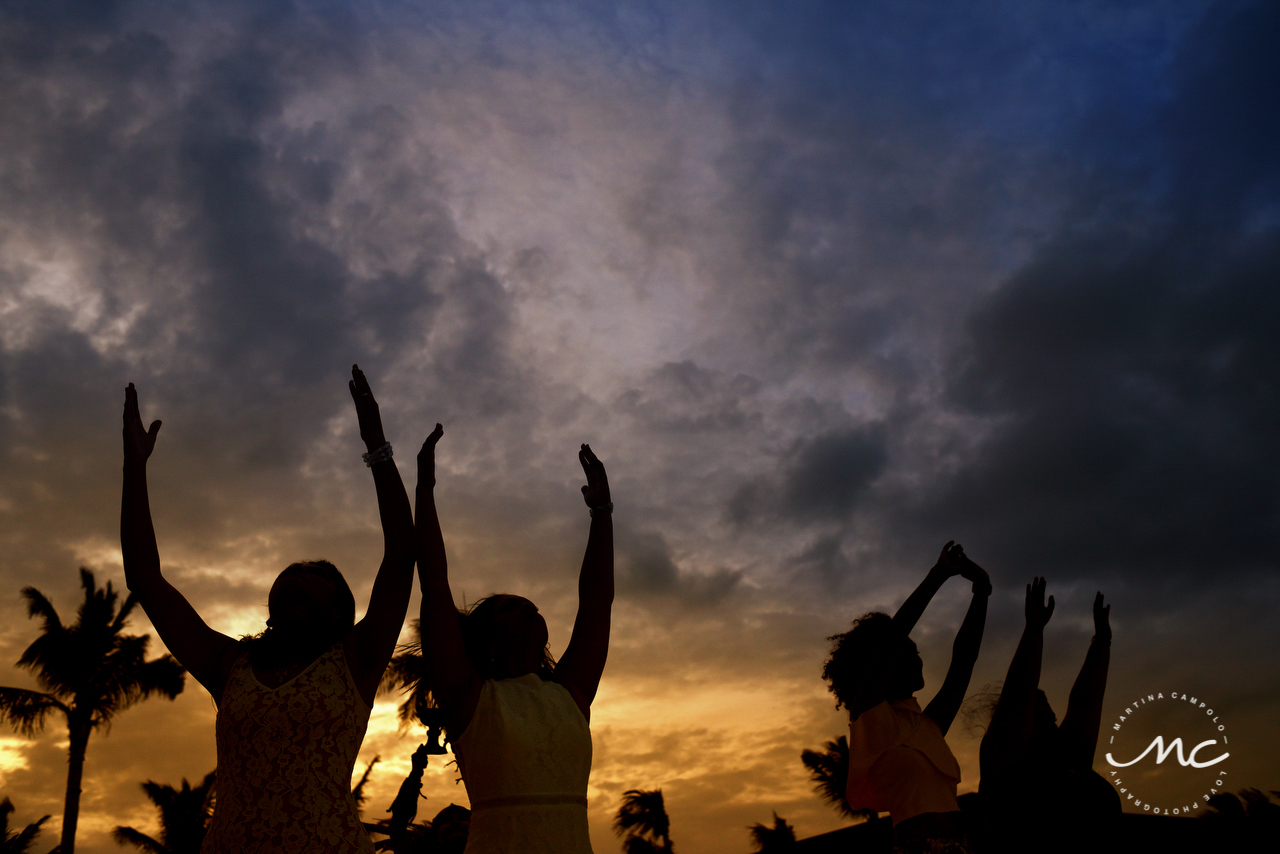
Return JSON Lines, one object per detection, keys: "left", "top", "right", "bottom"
{"left": 123, "top": 383, "right": 162, "bottom": 464}
{"left": 348, "top": 364, "right": 386, "bottom": 450}
{"left": 1093, "top": 591, "right": 1111, "bottom": 643}
{"left": 579, "top": 444, "right": 610, "bottom": 509}
{"left": 959, "top": 552, "right": 993, "bottom": 596}
{"left": 417, "top": 423, "right": 444, "bottom": 487}
{"left": 1025, "top": 577, "right": 1055, "bottom": 629}
{"left": 931, "top": 541, "right": 966, "bottom": 578}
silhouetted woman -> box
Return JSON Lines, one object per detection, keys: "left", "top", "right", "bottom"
{"left": 824, "top": 542, "right": 990, "bottom": 854}
{"left": 413, "top": 426, "right": 612, "bottom": 854}
{"left": 977, "top": 579, "right": 1118, "bottom": 854}
{"left": 121, "top": 366, "right": 415, "bottom": 853}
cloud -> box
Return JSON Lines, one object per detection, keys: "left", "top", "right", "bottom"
{"left": 2, "top": 1, "right": 1279, "bottom": 851}
{"left": 615, "top": 523, "right": 740, "bottom": 606}
{"left": 926, "top": 0, "right": 1280, "bottom": 581}
{"left": 727, "top": 427, "right": 887, "bottom": 526}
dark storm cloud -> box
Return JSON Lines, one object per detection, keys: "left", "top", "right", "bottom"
{"left": 728, "top": 427, "right": 887, "bottom": 525}
{"left": 928, "top": 0, "right": 1280, "bottom": 580}
{"left": 0, "top": 0, "right": 520, "bottom": 472}
{"left": 615, "top": 524, "right": 740, "bottom": 606}
{"left": 693, "top": 0, "right": 1186, "bottom": 383}
{"left": 0, "top": 0, "right": 536, "bottom": 635}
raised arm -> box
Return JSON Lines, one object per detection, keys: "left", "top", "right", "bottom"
{"left": 554, "top": 444, "right": 614, "bottom": 721}
{"left": 924, "top": 557, "right": 991, "bottom": 734}
{"left": 1058, "top": 592, "right": 1111, "bottom": 772}
{"left": 346, "top": 366, "right": 417, "bottom": 706}
{"left": 414, "top": 423, "right": 479, "bottom": 734}
{"left": 892, "top": 541, "right": 965, "bottom": 634}
{"left": 985, "top": 577, "right": 1054, "bottom": 759}
{"left": 120, "top": 384, "right": 235, "bottom": 698}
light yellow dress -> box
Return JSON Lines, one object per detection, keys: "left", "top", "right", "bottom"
{"left": 201, "top": 642, "right": 374, "bottom": 854}
{"left": 847, "top": 698, "right": 962, "bottom": 827}
{"left": 453, "top": 673, "right": 593, "bottom": 854}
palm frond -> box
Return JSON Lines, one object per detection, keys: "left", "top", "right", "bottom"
{"left": 801, "top": 736, "right": 859, "bottom": 819}
{"left": 748, "top": 812, "right": 795, "bottom": 852}
{"left": 379, "top": 621, "right": 424, "bottom": 696}
{"left": 111, "top": 825, "right": 168, "bottom": 854}
{"left": 380, "top": 650, "right": 423, "bottom": 696}
{"left": 135, "top": 655, "right": 186, "bottom": 701}
{"left": 19, "top": 587, "right": 63, "bottom": 634}
{"left": 14, "top": 629, "right": 78, "bottom": 697}
{"left": 622, "top": 838, "right": 664, "bottom": 854}
{"left": 1, "top": 797, "right": 51, "bottom": 854}
{"left": 0, "top": 686, "right": 66, "bottom": 736}
{"left": 614, "top": 789, "right": 670, "bottom": 844}
{"left": 352, "top": 755, "right": 380, "bottom": 816}
{"left": 112, "top": 592, "right": 140, "bottom": 634}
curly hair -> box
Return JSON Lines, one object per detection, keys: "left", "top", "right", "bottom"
{"left": 821, "top": 611, "right": 904, "bottom": 713}
{"left": 458, "top": 594, "right": 557, "bottom": 681}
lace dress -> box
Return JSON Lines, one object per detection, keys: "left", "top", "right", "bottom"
{"left": 452, "top": 673, "right": 593, "bottom": 854}
{"left": 200, "top": 642, "right": 374, "bottom": 854}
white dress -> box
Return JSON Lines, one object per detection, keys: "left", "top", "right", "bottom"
{"left": 452, "top": 673, "right": 593, "bottom": 854}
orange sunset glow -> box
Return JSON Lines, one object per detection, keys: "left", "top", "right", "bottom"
{"left": 3, "top": 2, "right": 1279, "bottom": 853}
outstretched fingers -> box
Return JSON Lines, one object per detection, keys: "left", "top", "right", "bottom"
{"left": 578, "top": 443, "right": 611, "bottom": 507}
{"left": 348, "top": 364, "right": 388, "bottom": 449}
{"left": 1025, "top": 576, "right": 1055, "bottom": 626}
{"left": 349, "top": 363, "right": 373, "bottom": 402}
{"left": 1094, "top": 591, "right": 1111, "bottom": 641}
{"left": 123, "top": 383, "right": 162, "bottom": 461}
{"left": 934, "top": 540, "right": 966, "bottom": 576}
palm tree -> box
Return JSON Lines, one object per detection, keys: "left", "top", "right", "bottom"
{"left": 747, "top": 812, "right": 795, "bottom": 853}
{"left": 380, "top": 621, "right": 426, "bottom": 728}
{"left": 112, "top": 772, "right": 215, "bottom": 854}
{"left": 1, "top": 797, "right": 49, "bottom": 854}
{"left": 0, "top": 568, "right": 185, "bottom": 854}
{"left": 614, "top": 789, "right": 672, "bottom": 853}
{"left": 351, "top": 755, "right": 381, "bottom": 817}
{"left": 379, "top": 620, "right": 447, "bottom": 753}
{"left": 800, "top": 736, "right": 871, "bottom": 821}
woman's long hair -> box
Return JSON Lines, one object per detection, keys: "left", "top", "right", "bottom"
{"left": 398, "top": 595, "right": 557, "bottom": 739}
{"left": 242, "top": 560, "right": 356, "bottom": 668}
{"left": 458, "top": 594, "right": 557, "bottom": 681}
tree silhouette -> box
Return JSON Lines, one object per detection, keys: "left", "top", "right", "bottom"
{"left": 0, "top": 568, "right": 185, "bottom": 854}
{"left": 747, "top": 812, "right": 795, "bottom": 853}
{"left": 800, "top": 736, "right": 871, "bottom": 821}
{"left": 0, "top": 797, "right": 49, "bottom": 854}
{"left": 614, "top": 789, "right": 672, "bottom": 853}
{"left": 112, "top": 772, "right": 215, "bottom": 854}
{"left": 380, "top": 620, "right": 426, "bottom": 728}
{"left": 379, "top": 620, "right": 448, "bottom": 754}
{"left": 352, "top": 755, "right": 381, "bottom": 817}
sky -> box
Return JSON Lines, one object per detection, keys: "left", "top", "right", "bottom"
{"left": 1, "top": 0, "right": 1278, "bottom": 851}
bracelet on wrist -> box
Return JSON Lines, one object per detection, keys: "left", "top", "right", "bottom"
{"left": 362, "top": 442, "right": 393, "bottom": 467}
{"left": 588, "top": 501, "right": 613, "bottom": 518}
